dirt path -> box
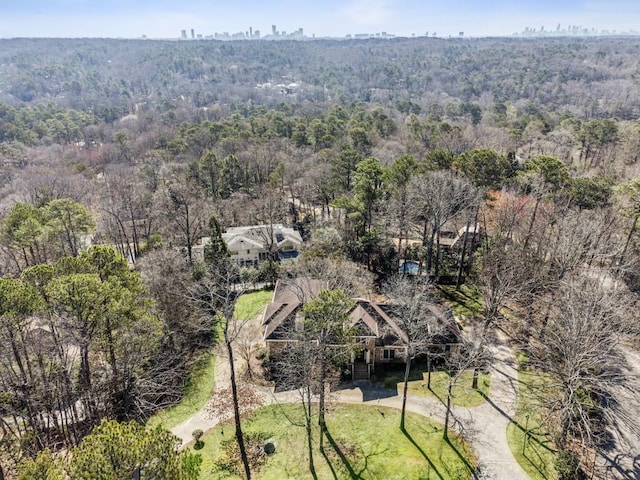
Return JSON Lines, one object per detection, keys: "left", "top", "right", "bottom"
{"left": 171, "top": 302, "right": 269, "bottom": 446}
{"left": 170, "top": 342, "right": 234, "bottom": 446}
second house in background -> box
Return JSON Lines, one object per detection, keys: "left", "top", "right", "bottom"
{"left": 194, "top": 224, "right": 303, "bottom": 267}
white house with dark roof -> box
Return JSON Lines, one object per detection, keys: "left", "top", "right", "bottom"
{"left": 194, "top": 224, "right": 303, "bottom": 267}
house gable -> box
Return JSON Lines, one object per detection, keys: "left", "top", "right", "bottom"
{"left": 350, "top": 303, "right": 379, "bottom": 337}
{"left": 264, "top": 278, "right": 463, "bottom": 381}
{"left": 262, "top": 278, "right": 325, "bottom": 341}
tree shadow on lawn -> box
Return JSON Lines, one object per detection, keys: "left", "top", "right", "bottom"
{"left": 436, "top": 285, "right": 483, "bottom": 317}
{"left": 320, "top": 426, "right": 388, "bottom": 480}
{"left": 478, "top": 390, "right": 554, "bottom": 454}
{"left": 444, "top": 436, "right": 478, "bottom": 479}
{"left": 400, "top": 426, "right": 445, "bottom": 480}
{"left": 321, "top": 427, "right": 362, "bottom": 479}
{"left": 520, "top": 438, "right": 554, "bottom": 480}
{"left": 320, "top": 444, "right": 340, "bottom": 480}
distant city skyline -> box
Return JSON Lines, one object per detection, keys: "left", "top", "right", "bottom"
{"left": 1, "top": 0, "right": 639, "bottom": 39}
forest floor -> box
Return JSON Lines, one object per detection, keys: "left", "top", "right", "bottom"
{"left": 170, "top": 307, "right": 530, "bottom": 479}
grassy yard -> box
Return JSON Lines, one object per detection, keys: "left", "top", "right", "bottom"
{"left": 436, "top": 285, "right": 484, "bottom": 321}
{"left": 234, "top": 289, "right": 273, "bottom": 321}
{"left": 378, "top": 369, "right": 491, "bottom": 408}
{"left": 194, "top": 403, "right": 477, "bottom": 479}
{"left": 506, "top": 364, "right": 557, "bottom": 480}
{"left": 147, "top": 351, "right": 217, "bottom": 429}
{"left": 147, "top": 289, "right": 273, "bottom": 430}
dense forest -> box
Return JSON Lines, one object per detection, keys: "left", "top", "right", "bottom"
{"left": 1, "top": 36, "right": 640, "bottom": 479}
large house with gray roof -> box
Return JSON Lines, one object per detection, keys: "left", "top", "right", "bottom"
{"left": 262, "top": 278, "right": 462, "bottom": 380}
{"left": 194, "top": 224, "right": 303, "bottom": 267}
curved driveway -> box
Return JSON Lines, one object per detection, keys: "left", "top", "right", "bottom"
{"left": 172, "top": 321, "right": 528, "bottom": 480}
{"left": 270, "top": 329, "right": 528, "bottom": 480}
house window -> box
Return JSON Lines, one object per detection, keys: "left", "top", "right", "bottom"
{"left": 247, "top": 249, "right": 251, "bottom": 254}
{"left": 383, "top": 349, "right": 395, "bottom": 360}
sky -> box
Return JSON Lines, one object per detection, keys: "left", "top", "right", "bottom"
{"left": 1, "top": 0, "right": 639, "bottom": 39}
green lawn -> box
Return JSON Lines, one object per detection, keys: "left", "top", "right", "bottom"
{"left": 194, "top": 403, "right": 477, "bottom": 479}
{"left": 235, "top": 289, "right": 273, "bottom": 321}
{"left": 147, "top": 289, "right": 272, "bottom": 430}
{"left": 379, "top": 369, "right": 491, "bottom": 408}
{"left": 506, "top": 365, "right": 557, "bottom": 480}
{"left": 147, "top": 351, "right": 217, "bottom": 430}
{"left": 436, "top": 285, "right": 484, "bottom": 321}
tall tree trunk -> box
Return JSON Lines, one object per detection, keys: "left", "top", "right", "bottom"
{"left": 318, "top": 347, "right": 327, "bottom": 451}
{"left": 183, "top": 203, "right": 193, "bottom": 265}
{"left": 36, "top": 352, "right": 63, "bottom": 445}
{"left": 434, "top": 229, "right": 441, "bottom": 280}
{"left": 456, "top": 214, "right": 472, "bottom": 289}
{"left": 418, "top": 218, "right": 429, "bottom": 274}
{"left": 7, "top": 332, "right": 40, "bottom": 436}
{"left": 6, "top": 248, "right": 22, "bottom": 272}
{"left": 619, "top": 215, "right": 638, "bottom": 267}
{"left": 304, "top": 386, "right": 317, "bottom": 479}
{"left": 426, "top": 227, "right": 436, "bottom": 275}
{"left": 49, "top": 320, "right": 81, "bottom": 444}
{"left": 80, "top": 344, "right": 96, "bottom": 421}
{"left": 226, "top": 337, "right": 251, "bottom": 480}
{"left": 400, "top": 355, "right": 412, "bottom": 430}
{"left": 522, "top": 194, "right": 541, "bottom": 252}
{"left": 443, "top": 379, "right": 453, "bottom": 440}
{"left": 130, "top": 211, "right": 140, "bottom": 260}
{"left": 104, "top": 317, "right": 123, "bottom": 418}
{"left": 540, "top": 286, "right": 559, "bottom": 339}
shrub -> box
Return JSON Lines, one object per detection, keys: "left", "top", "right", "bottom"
{"left": 213, "top": 431, "right": 271, "bottom": 477}
{"left": 192, "top": 429, "right": 204, "bottom": 449}
{"left": 555, "top": 449, "right": 583, "bottom": 480}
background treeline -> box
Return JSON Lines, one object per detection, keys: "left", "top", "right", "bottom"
{"left": 1, "top": 37, "right": 640, "bottom": 121}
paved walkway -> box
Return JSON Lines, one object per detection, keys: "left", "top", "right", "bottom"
{"left": 171, "top": 318, "right": 528, "bottom": 480}
{"left": 266, "top": 329, "right": 527, "bottom": 480}
{"left": 170, "top": 342, "right": 234, "bottom": 445}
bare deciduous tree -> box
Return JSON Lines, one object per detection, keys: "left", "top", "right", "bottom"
{"left": 409, "top": 170, "right": 478, "bottom": 277}
{"left": 384, "top": 277, "right": 457, "bottom": 430}
{"left": 443, "top": 332, "right": 491, "bottom": 440}
{"left": 158, "top": 167, "right": 207, "bottom": 265}
{"left": 301, "top": 289, "right": 355, "bottom": 450}
{"left": 529, "top": 277, "right": 636, "bottom": 453}
{"left": 475, "top": 244, "right": 538, "bottom": 332}
{"left": 190, "top": 262, "right": 252, "bottom": 480}
{"left": 99, "top": 168, "right": 153, "bottom": 263}
{"left": 273, "top": 341, "right": 322, "bottom": 479}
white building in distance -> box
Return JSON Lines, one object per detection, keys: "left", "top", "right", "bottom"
{"left": 194, "top": 224, "right": 303, "bottom": 267}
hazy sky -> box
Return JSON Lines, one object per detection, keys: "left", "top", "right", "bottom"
{"left": 1, "top": 0, "right": 638, "bottom": 39}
